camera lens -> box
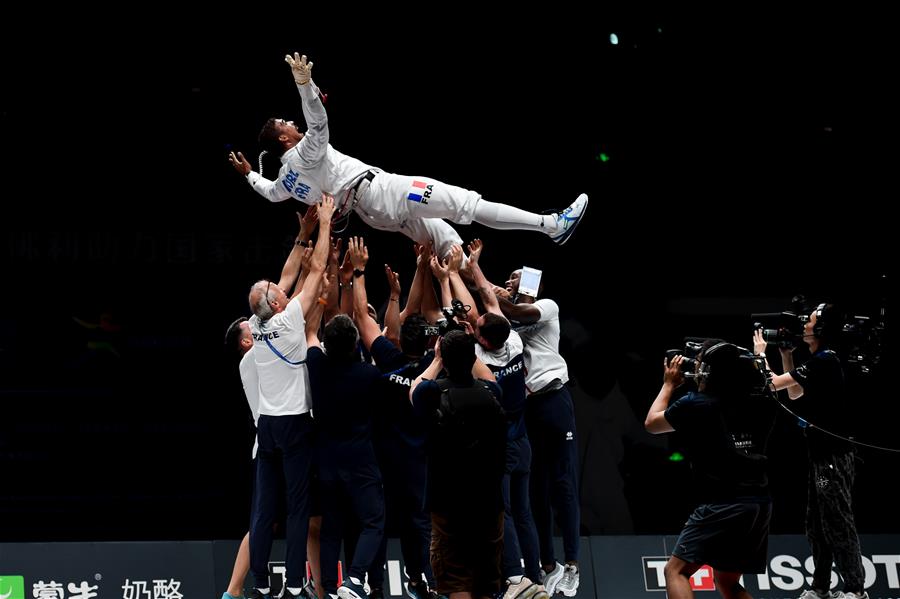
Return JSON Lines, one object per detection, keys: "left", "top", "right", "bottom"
{"left": 680, "top": 357, "right": 698, "bottom": 375}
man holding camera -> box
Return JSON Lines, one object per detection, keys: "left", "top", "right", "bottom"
{"left": 646, "top": 340, "right": 777, "bottom": 599}
{"left": 755, "top": 303, "right": 867, "bottom": 599}
{"left": 410, "top": 330, "right": 507, "bottom": 599}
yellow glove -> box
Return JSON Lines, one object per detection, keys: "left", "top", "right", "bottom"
{"left": 284, "top": 52, "right": 314, "bottom": 85}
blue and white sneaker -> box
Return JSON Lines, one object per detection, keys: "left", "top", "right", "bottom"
{"left": 337, "top": 578, "right": 368, "bottom": 599}
{"left": 550, "top": 193, "right": 588, "bottom": 245}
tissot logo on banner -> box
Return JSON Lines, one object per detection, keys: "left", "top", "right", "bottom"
{"left": 0, "top": 576, "right": 25, "bottom": 599}
{"left": 643, "top": 557, "right": 715, "bottom": 592}
{"left": 642, "top": 551, "right": 900, "bottom": 596}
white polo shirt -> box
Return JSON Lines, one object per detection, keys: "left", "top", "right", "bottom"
{"left": 248, "top": 297, "right": 311, "bottom": 416}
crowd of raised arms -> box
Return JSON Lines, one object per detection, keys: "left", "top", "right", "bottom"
{"left": 223, "top": 194, "right": 582, "bottom": 599}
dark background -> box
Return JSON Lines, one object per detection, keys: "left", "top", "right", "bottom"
{"left": 1, "top": 9, "right": 896, "bottom": 541}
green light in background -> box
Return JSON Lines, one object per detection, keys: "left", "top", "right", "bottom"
{"left": 668, "top": 452, "right": 685, "bottom": 462}
{"left": 596, "top": 153, "right": 610, "bottom": 162}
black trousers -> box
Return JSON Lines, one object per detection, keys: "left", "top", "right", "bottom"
{"left": 807, "top": 449, "right": 864, "bottom": 594}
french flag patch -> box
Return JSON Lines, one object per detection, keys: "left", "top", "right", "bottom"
{"left": 407, "top": 180, "right": 429, "bottom": 203}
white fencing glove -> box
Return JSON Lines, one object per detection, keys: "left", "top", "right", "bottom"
{"left": 285, "top": 52, "right": 314, "bottom": 85}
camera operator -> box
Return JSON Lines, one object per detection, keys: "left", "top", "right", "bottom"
{"left": 754, "top": 303, "right": 866, "bottom": 599}
{"left": 645, "top": 340, "right": 776, "bottom": 599}
{"left": 410, "top": 330, "right": 507, "bottom": 599}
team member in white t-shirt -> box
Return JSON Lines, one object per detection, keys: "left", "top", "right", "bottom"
{"left": 221, "top": 205, "right": 321, "bottom": 599}
{"left": 228, "top": 53, "right": 588, "bottom": 259}
{"left": 245, "top": 194, "right": 335, "bottom": 599}
{"left": 495, "top": 269, "right": 580, "bottom": 598}
{"left": 466, "top": 240, "right": 546, "bottom": 599}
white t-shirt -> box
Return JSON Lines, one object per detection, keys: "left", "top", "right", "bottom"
{"left": 476, "top": 329, "right": 525, "bottom": 369}
{"left": 248, "top": 297, "right": 312, "bottom": 416}
{"left": 239, "top": 348, "right": 260, "bottom": 458}
{"left": 515, "top": 299, "right": 569, "bottom": 393}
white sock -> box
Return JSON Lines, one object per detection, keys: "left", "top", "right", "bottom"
{"left": 257, "top": 589, "right": 271, "bottom": 595}
{"left": 507, "top": 575, "right": 524, "bottom": 585}
{"left": 287, "top": 587, "right": 302, "bottom": 595}
{"left": 473, "top": 200, "right": 555, "bottom": 233}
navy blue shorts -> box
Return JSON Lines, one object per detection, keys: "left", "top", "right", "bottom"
{"left": 673, "top": 501, "right": 771, "bottom": 573}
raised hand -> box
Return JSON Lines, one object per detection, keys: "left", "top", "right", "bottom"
{"left": 329, "top": 237, "right": 343, "bottom": 267}
{"left": 385, "top": 264, "right": 401, "bottom": 298}
{"left": 300, "top": 246, "right": 314, "bottom": 272}
{"left": 348, "top": 237, "right": 369, "bottom": 270}
{"left": 339, "top": 247, "right": 354, "bottom": 284}
{"left": 447, "top": 244, "right": 464, "bottom": 273}
{"left": 492, "top": 285, "right": 511, "bottom": 300}
{"left": 753, "top": 329, "right": 767, "bottom": 356}
{"left": 228, "top": 151, "right": 251, "bottom": 176}
{"left": 297, "top": 205, "right": 319, "bottom": 243}
{"left": 430, "top": 255, "right": 449, "bottom": 281}
{"left": 284, "top": 52, "right": 314, "bottom": 85}
{"left": 317, "top": 193, "right": 336, "bottom": 223}
{"left": 467, "top": 239, "right": 483, "bottom": 266}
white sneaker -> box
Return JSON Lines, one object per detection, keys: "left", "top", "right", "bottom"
{"left": 502, "top": 577, "right": 539, "bottom": 599}
{"left": 549, "top": 194, "right": 588, "bottom": 245}
{"left": 532, "top": 585, "right": 550, "bottom": 599}
{"left": 541, "top": 563, "right": 565, "bottom": 596}
{"left": 833, "top": 593, "right": 868, "bottom": 599}
{"left": 556, "top": 564, "right": 579, "bottom": 597}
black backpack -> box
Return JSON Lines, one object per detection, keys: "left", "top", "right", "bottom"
{"left": 434, "top": 378, "right": 505, "bottom": 451}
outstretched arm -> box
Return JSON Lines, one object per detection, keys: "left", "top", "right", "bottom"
{"left": 324, "top": 236, "right": 342, "bottom": 323}
{"left": 753, "top": 329, "right": 803, "bottom": 399}
{"left": 292, "top": 247, "right": 313, "bottom": 299}
{"left": 496, "top": 294, "right": 541, "bottom": 324}
{"left": 645, "top": 356, "right": 684, "bottom": 434}
{"left": 229, "top": 150, "right": 291, "bottom": 203}
{"left": 446, "top": 244, "right": 479, "bottom": 326}
{"left": 466, "top": 239, "right": 501, "bottom": 316}
{"left": 383, "top": 264, "right": 402, "bottom": 347}
{"left": 349, "top": 237, "right": 382, "bottom": 351}
{"left": 400, "top": 243, "right": 429, "bottom": 321}
{"left": 410, "top": 343, "right": 443, "bottom": 403}
{"left": 297, "top": 194, "right": 335, "bottom": 318}
{"left": 338, "top": 249, "right": 355, "bottom": 316}
{"left": 277, "top": 206, "right": 318, "bottom": 292}
{"left": 285, "top": 52, "right": 329, "bottom": 165}
{"left": 305, "top": 273, "right": 331, "bottom": 350}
